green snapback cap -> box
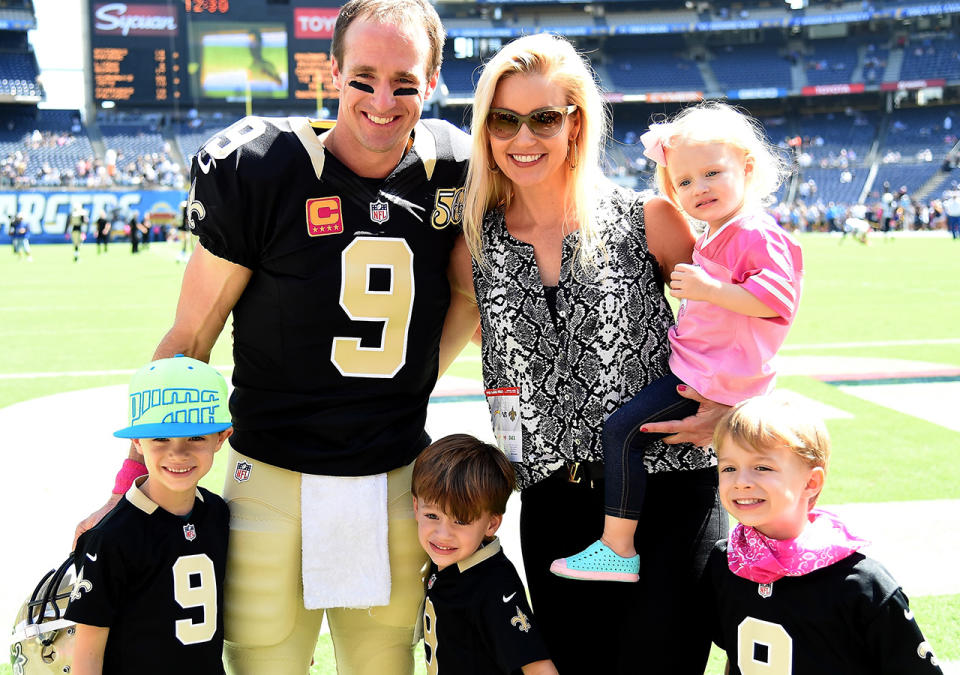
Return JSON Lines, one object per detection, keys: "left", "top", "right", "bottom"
{"left": 114, "top": 355, "right": 231, "bottom": 439}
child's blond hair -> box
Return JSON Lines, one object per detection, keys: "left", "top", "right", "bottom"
{"left": 714, "top": 392, "right": 830, "bottom": 507}
{"left": 650, "top": 101, "right": 788, "bottom": 214}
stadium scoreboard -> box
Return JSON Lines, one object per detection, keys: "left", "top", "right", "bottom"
{"left": 89, "top": 1, "right": 341, "bottom": 107}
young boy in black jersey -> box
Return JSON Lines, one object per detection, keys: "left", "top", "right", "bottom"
{"left": 411, "top": 435, "right": 557, "bottom": 675}
{"left": 703, "top": 393, "right": 943, "bottom": 674}
{"left": 67, "top": 355, "right": 233, "bottom": 675}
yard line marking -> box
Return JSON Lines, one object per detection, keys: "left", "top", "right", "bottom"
{"left": 782, "top": 338, "right": 960, "bottom": 350}
{"left": 0, "top": 365, "right": 234, "bottom": 380}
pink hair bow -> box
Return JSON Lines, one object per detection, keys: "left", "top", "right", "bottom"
{"left": 640, "top": 123, "right": 671, "bottom": 167}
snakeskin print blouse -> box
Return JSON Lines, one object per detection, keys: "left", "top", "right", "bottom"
{"left": 472, "top": 185, "right": 715, "bottom": 490}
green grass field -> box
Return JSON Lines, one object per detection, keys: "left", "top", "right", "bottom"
{"left": 2, "top": 234, "right": 958, "bottom": 674}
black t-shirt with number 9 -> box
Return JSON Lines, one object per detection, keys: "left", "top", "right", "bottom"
{"left": 66, "top": 483, "right": 229, "bottom": 675}
{"left": 188, "top": 116, "right": 470, "bottom": 476}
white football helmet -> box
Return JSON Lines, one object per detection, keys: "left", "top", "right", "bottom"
{"left": 9, "top": 557, "right": 77, "bottom": 675}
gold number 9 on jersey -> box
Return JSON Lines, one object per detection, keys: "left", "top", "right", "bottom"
{"left": 737, "top": 617, "right": 793, "bottom": 674}
{"left": 332, "top": 237, "right": 415, "bottom": 378}
{"left": 172, "top": 554, "right": 217, "bottom": 645}
{"left": 423, "top": 596, "right": 439, "bottom": 675}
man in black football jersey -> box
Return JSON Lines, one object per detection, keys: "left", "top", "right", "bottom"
{"left": 67, "top": 356, "right": 233, "bottom": 675}
{"left": 412, "top": 435, "right": 556, "bottom": 675}
{"left": 74, "top": 1, "right": 475, "bottom": 673}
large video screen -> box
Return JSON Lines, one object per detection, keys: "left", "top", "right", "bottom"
{"left": 89, "top": 1, "right": 339, "bottom": 107}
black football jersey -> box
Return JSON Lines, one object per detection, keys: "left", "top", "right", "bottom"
{"left": 188, "top": 115, "right": 470, "bottom": 476}
{"left": 703, "top": 540, "right": 944, "bottom": 674}
{"left": 65, "top": 481, "right": 229, "bottom": 675}
{"left": 423, "top": 539, "right": 550, "bottom": 675}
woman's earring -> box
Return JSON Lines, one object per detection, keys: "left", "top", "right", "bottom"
{"left": 568, "top": 141, "right": 578, "bottom": 170}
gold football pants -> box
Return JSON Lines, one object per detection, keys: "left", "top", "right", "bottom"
{"left": 222, "top": 449, "right": 427, "bottom": 675}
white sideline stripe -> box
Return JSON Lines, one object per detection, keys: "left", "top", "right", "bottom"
{"left": 0, "top": 365, "right": 234, "bottom": 380}
{"left": 1, "top": 339, "right": 959, "bottom": 377}
{"left": 782, "top": 338, "right": 960, "bottom": 350}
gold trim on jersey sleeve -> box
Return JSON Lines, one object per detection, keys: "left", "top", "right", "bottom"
{"left": 412, "top": 121, "right": 438, "bottom": 181}
{"left": 289, "top": 115, "right": 328, "bottom": 180}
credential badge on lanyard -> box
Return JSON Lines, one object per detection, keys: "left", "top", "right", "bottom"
{"left": 484, "top": 387, "right": 522, "bottom": 462}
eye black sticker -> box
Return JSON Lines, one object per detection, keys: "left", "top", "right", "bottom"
{"left": 393, "top": 87, "right": 419, "bottom": 97}
{"left": 348, "top": 80, "right": 375, "bottom": 94}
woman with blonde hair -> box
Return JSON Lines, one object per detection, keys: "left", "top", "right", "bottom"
{"left": 443, "top": 33, "right": 727, "bottom": 673}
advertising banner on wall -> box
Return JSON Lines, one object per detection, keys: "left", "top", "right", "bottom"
{"left": 0, "top": 190, "right": 187, "bottom": 243}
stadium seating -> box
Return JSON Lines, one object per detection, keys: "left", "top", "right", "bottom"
{"left": 708, "top": 43, "right": 794, "bottom": 89}
{"left": 605, "top": 45, "right": 705, "bottom": 92}
{"left": 794, "top": 110, "right": 878, "bottom": 167}
{"left": 440, "top": 57, "right": 484, "bottom": 96}
{"left": 804, "top": 39, "right": 859, "bottom": 86}
{"left": 797, "top": 167, "right": 867, "bottom": 205}
{"left": 0, "top": 108, "right": 94, "bottom": 187}
{"left": 899, "top": 34, "right": 960, "bottom": 82}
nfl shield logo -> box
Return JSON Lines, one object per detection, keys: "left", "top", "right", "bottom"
{"left": 758, "top": 582, "right": 773, "bottom": 599}
{"left": 183, "top": 524, "right": 197, "bottom": 541}
{"left": 369, "top": 199, "right": 390, "bottom": 224}
{"left": 234, "top": 461, "right": 252, "bottom": 483}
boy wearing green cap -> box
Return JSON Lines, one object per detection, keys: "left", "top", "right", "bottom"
{"left": 66, "top": 355, "right": 233, "bottom": 675}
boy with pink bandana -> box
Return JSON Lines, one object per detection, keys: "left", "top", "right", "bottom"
{"left": 702, "top": 393, "right": 942, "bottom": 674}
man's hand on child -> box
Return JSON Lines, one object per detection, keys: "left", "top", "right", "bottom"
{"left": 73, "top": 494, "right": 122, "bottom": 550}
{"left": 641, "top": 385, "right": 729, "bottom": 448}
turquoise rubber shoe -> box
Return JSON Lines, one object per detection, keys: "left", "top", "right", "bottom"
{"left": 550, "top": 539, "right": 640, "bottom": 582}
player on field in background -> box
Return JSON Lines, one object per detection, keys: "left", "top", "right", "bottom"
{"left": 552, "top": 101, "right": 803, "bottom": 583}
{"left": 411, "top": 435, "right": 556, "bottom": 675}
{"left": 95, "top": 209, "right": 111, "bottom": 254}
{"left": 74, "top": 0, "right": 476, "bottom": 673}
{"left": 67, "top": 205, "right": 87, "bottom": 262}
{"left": 701, "top": 393, "right": 943, "bottom": 674}
{"left": 10, "top": 212, "right": 31, "bottom": 261}
{"left": 67, "top": 355, "right": 232, "bottom": 675}
{"left": 942, "top": 190, "right": 960, "bottom": 239}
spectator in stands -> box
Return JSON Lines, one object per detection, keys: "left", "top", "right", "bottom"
{"left": 453, "top": 33, "right": 727, "bottom": 674}
{"left": 897, "top": 187, "right": 914, "bottom": 230}
{"left": 916, "top": 200, "right": 930, "bottom": 229}
{"left": 930, "top": 197, "right": 946, "bottom": 230}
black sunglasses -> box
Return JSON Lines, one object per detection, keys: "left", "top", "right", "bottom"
{"left": 485, "top": 105, "right": 578, "bottom": 140}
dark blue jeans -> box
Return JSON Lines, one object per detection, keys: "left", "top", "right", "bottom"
{"left": 603, "top": 372, "right": 701, "bottom": 519}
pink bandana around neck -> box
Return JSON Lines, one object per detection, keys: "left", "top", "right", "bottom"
{"left": 727, "top": 509, "right": 870, "bottom": 584}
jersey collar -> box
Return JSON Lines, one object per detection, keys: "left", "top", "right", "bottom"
{"left": 701, "top": 210, "right": 757, "bottom": 248}
{"left": 456, "top": 537, "right": 501, "bottom": 573}
{"left": 289, "top": 116, "right": 438, "bottom": 182}
{"left": 126, "top": 475, "right": 204, "bottom": 515}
